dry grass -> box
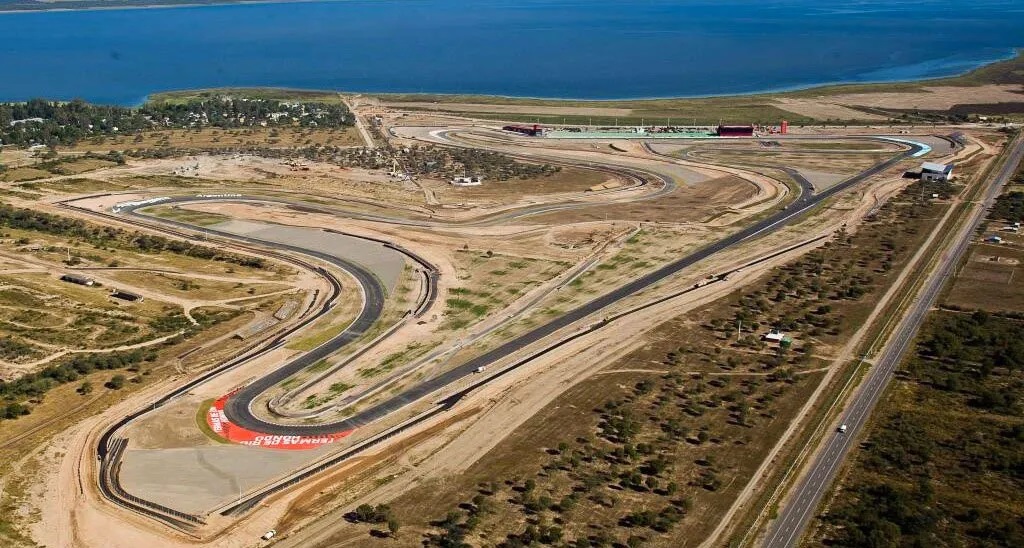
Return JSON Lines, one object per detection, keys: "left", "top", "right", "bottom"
{"left": 430, "top": 166, "right": 611, "bottom": 203}
{"left": 945, "top": 243, "right": 1024, "bottom": 313}
{"left": 27, "top": 177, "right": 130, "bottom": 194}
{"left": 63, "top": 127, "right": 362, "bottom": 152}
{"left": 0, "top": 272, "right": 182, "bottom": 357}
{"left": 443, "top": 250, "right": 570, "bottom": 330}
{"left": 528, "top": 175, "right": 756, "bottom": 224}
{"left": 374, "top": 180, "right": 956, "bottom": 547}
{"left": 0, "top": 167, "right": 50, "bottom": 183}
{"left": 143, "top": 204, "right": 231, "bottom": 226}
{"left": 106, "top": 270, "right": 290, "bottom": 301}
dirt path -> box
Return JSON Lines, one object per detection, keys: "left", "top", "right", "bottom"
{"left": 0, "top": 330, "right": 184, "bottom": 370}
{"left": 342, "top": 95, "right": 376, "bottom": 149}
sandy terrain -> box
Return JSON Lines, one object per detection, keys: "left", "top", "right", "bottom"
{"left": 270, "top": 145, "right": 921, "bottom": 545}
{"left": 10, "top": 114, "right": 994, "bottom": 548}
{"left": 778, "top": 84, "right": 1024, "bottom": 118}
{"left": 772, "top": 98, "right": 889, "bottom": 121}
{"left": 384, "top": 101, "right": 634, "bottom": 117}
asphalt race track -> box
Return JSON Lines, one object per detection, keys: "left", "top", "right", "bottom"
{"left": 82, "top": 134, "right": 924, "bottom": 527}
{"left": 132, "top": 138, "right": 922, "bottom": 437}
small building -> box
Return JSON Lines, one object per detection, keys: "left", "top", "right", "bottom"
{"left": 764, "top": 328, "right": 785, "bottom": 343}
{"left": 920, "top": 162, "right": 954, "bottom": 183}
{"left": 451, "top": 176, "right": 483, "bottom": 187}
{"left": 60, "top": 273, "right": 95, "bottom": 286}
{"left": 717, "top": 125, "right": 755, "bottom": 137}
{"left": 111, "top": 289, "right": 144, "bottom": 302}
{"left": 503, "top": 124, "right": 546, "bottom": 137}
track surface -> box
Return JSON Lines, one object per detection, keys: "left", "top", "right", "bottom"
{"left": 89, "top": 145, "right": 675, "bottom": 461}
{"left": 83, "top": 133, "right": 921, "bottom": 528}
{"left": 209, "top": 138, "right": 921, "bottom": 436}
{"left": 762, "top": 135, "right": 1024, "bottom": 548}
{"left": 98, "top": 135, "right": 917, "bottom": 443}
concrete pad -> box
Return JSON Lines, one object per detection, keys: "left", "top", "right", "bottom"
{"left": 120, "top": 444, "right": 331, "bottom": 514}
{"left": 214, "top": 220, "right": 406, "bottom": 291}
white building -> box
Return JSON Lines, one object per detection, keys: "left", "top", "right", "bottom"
{"left": 451, "top": 176, "right": 483, "bottom": 187}
{"left": 764, "top": 328, "right": 785, "bottom": 343}
{"left": 920, "top": 162, "right": 954, "bottom": 183}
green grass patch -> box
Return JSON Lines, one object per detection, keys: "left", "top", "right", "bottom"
{"left": 309, "top": 359, "right": 333, "bottom": 373}
{"left": 194, "top": 398, "right": 230, "bottom": 444}
{"left": 329, "top": 382, "right": 354, "bottom": 394}
{"left": 359, "top": 343, "right": 426, "bottom": 378}
{"left": 446, "top": 297, "right": 474, "bottom": 310}
{"left": 287, "top": 321, "right": 349, "bottom": 351}
{"left": 280, "top": 377, "right": 300, "bottom": 390}
{"left": 144, "top": 205, "right": 230, "bottom": 227}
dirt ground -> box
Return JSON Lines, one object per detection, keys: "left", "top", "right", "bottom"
{"left": 772, "top": 98, "right": 889, "bottom": 121}
{"left": 384, "top": 101, "right": 636, "bottom": 117}
{"left": 823, "top": 84, "right": 1024, "bottom": 110}
{"left": 527, "top": 175, "right": 757, "bottom": 224}
{"left": 62, "top": 127, "right": 363, "bottom": 153}
{"left": 428, "top": 166, "right": 612, "bottom": 204}
{"left": 5, "top": 116, "right": 998, "bottom": 548}
{"left": 770, "top": 84, "right": 1024, "bottom": 120}
{"left": 945, "top": 241, "right": 1024, "bottom": 313}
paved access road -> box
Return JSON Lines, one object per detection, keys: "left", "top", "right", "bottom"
{"left": 763, "top": 134, "right": 1024, "bottom": 548}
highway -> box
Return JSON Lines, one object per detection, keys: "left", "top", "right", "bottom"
{"left": 762, "top": 134, "right": 1024, "bottom": 548}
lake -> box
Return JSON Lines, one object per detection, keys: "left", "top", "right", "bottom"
{"left": 0, "top": 0, "right": 1022, "bottom": 105}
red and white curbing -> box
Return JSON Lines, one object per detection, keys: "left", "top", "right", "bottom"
{"left": 206, "top": 389, "right": 354, "bottom": 450}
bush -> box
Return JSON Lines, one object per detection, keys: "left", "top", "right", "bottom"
{"left": 105, "top": 374, "right": 126, "bottom": 390}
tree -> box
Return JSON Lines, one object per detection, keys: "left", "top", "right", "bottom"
{"left": 78, "top": 381, "right": 93, "bottom": 395}
{"left": 3, "top": 403, "right": 30, "bottom": 420}
{"left": 387, "top": 517, "right": 400, "bottom": 538}
{"left": 105, "top": 374, "right": 126, "bottom": 390}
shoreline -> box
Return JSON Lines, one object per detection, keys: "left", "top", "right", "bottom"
{"left": 0, "top": 0, "right": 335, "bottom": 15}
{"left": 143, "top": 50, "right": 1024, "bottom": 108}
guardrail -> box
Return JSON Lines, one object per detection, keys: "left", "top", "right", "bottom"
{"left": 99, "top": 438, "right": 204, "bottom": 529}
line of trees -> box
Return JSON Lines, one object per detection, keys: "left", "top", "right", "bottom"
{"left": 0, "top": 350, "right": 152, "bottom": 420}
{"left": 0, "top": 96, "right": 353, "bottom": 148}
{"left": 0, "top": 202, "right": 266, "bottom": 268}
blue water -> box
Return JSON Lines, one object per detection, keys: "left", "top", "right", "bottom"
{"left": 0, "top": 0, "right": 1021, "bottom": 105}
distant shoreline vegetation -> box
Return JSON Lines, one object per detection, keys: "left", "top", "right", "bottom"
{"left": 143, "top": 50, "right": 1024, "bottom": 109}
{"left": 0, "top": 53, "right": 1020, "bottom": 136}
{"left": 0, "top": 97, "right": 353, "bottom": 148}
